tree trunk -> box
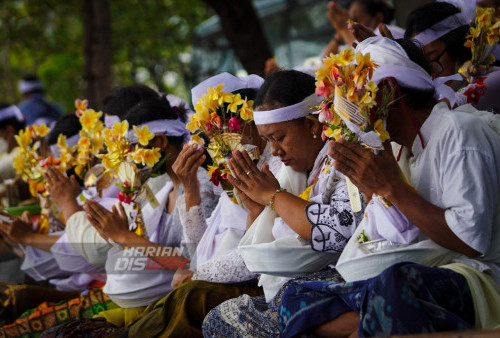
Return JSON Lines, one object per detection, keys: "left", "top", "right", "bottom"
{"left": 202, "top": 0, "right": 273, "bottom": 77}
{"left": 81, "top": 0, "right": 112, "bottom": 109}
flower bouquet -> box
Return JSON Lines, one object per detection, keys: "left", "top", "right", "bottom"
{"left": 186, "top": 84, "right": 258, "bottom": 200}
{"left": 457, "top": 7, "right": 500, "bottom": 105}
{"left": 98, "top": 120, "right": 162, "bottom": 237}
{"left": 459, "top": 7, "right": 500, "bottom": 81}
{"left": 314, "top": 49, "right": 394, "bottom": 211}
{"left": 56, "top": 99, "right": 111, "bottom": 198}
{"left": 13, "top": 124, "right": 64, "bottom": 234}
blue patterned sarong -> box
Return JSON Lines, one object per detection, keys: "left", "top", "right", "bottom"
{"left": 279, "top": 262, "right": 475, "bottom": 337}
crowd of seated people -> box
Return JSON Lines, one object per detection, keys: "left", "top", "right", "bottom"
{"left": 1, "top": 1, "right": 500, "bottom": 337}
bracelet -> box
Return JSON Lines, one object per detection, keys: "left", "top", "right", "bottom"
{"left": 268, "top": 188, "right": 286, "bottom": 211}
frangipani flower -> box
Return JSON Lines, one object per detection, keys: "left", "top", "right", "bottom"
{"left": 228, "top": 94, "right": 244, "bottom": 113}
{"left": 80, "top": 109, "right": 102, "bottom": 133}
{"left": 32, "top": 124, "right": 50, "bottom": 138}
{"left": 133, "top": 125, "right": 155, "bottom": 146}
{"left": 111, "top": 120, "right": 129, "bottom": 138}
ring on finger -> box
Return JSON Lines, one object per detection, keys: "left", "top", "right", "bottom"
{"left": 245, "top": 170, "right": 252, "bottom": 176}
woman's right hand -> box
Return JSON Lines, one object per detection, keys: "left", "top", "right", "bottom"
{"left": 172, "top": 144, "right": 206, "bottom": 208}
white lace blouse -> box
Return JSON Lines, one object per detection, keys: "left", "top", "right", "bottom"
{"left": 178, "top": 144, "right": 281, "bottom": 283}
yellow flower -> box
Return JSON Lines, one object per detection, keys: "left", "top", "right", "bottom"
{"left": 13, "top": 154, "right": 26, "bottom": 174}
{"left": 33, "top": 124, "right": 49, "bottom": 137}
{"left": 228, "top": 94, "right": 244, "bottom": 113}
{"left": 56, "top": 134, "right": 67, "bottom": 148}
{"left": 186, "top": 114, "right": 203, "bottom": 132}
{"left": 15, "top": 129, "right": 32, "bottom": 149}
{"left": 130, "top": 147, "right": 145, "bottom": 164}
{"left": 337, "top": 49, "right": 355, "bottom": 66}
{"left": 374, "top": 119, "right": 389, "bottom": 142}
{"left": 239, "top": 99, "right": 254, "bottom": 121}
{"left": 133, "top": 125, "right": 155, "bottom": 146}
{"left": 218, "top": 91, "right": 233, "bottom": 106}
{"left": 315, "top": 65, "right": 330, "bottom": 81}
{"left": 78, "top": 135, "right": 91, "bottom": 149}
{"left": 189, "top": 132, "right": 205, "bottom": 146}
{"left": 80, "top": 109, "right": 102, "bottom": 132}
{"left": 111, "top": 120, "right": 129, "bottom": 137}
{"left": 347, "top": 86, "right": 358, "bottom": 102}
{"left": 142, "top": 148, "right": 161, "bottom": 167}
{"left": 208, "top": 84, "right": 225, "bottom": 102}
{"left": 207, "top": 165, "right": 220, "bottom": 177}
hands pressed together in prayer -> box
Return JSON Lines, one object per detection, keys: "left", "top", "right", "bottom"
{"left": 44, "top": 166, "right": 82, "bottom": 220}
{"left": 0, "top": 211, "right": 33, "bottom": 245}
{"left": 329, "top": 139, "right": 402, "bottom": 200}
{"left": 84, "top": 199, "right": 130, "bottom": 245}
{"left": 227, "top": 150, "right": 280, "bottom": 215}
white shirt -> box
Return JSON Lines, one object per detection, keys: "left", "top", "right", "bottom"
{"left": 409, "top": 102, "right": 500, "bottom": 282}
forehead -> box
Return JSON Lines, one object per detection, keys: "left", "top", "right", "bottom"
{"left": 256, "top": 120, "right": 298, "bottom": 137}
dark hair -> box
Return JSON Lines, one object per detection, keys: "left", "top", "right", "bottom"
{"left": 390, "top": 39, "right": 437, "bottom": 110}
{"left": 405, "top": 2, "right": 471, "bottom": 64}
{"left": 351, "top": 0, "right": 394, "bottom": 24}
{"left": 47, "top": 114, "right": 81, "bottom": 145}
{"left": 0, "top": 102, "right": 26, "bottom": 132}
{"left": 123, "top": 95, "right": 187, "bottom": 148}
{"left": 102, "top": 85, "right": 159, "bottom": 119}
{"left": 255, "top": 70, "right": 315, "bottom": 110}
{"left": 395, "top": 38, "right": 433, "bottom": 75}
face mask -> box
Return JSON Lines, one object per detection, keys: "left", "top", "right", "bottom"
{"left": 0, "top": 138, "right": 8, "bottom": 154}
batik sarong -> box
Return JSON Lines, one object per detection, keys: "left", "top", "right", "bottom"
{"left": 279, "top": 262, "right": 475, "bottom": 337}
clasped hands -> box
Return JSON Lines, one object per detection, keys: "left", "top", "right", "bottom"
{"left": 226, "top": 150, "right": 280, "bottom": 214}
{"left": 329, "top": 139, "right": 401, "bottom": 199}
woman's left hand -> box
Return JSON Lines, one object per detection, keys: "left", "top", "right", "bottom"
{"left": 227, "top": 150, "right": 280, "bottom": 206}
{"left": 84, "top": 200, "right": 130, "bottom": 244}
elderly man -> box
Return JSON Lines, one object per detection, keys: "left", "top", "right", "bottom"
{"left": 278, "top": 36, "right": 500, "bottom": 337}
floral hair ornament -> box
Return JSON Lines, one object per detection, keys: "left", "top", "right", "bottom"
{"left": 13, "top": 124, "right": 65, "bottom": 234}
{"left": 187, "top": 75, "right": 263, "bottom": 201}
{"left": 98, "top": 120, "right": 162, "bottom": 237}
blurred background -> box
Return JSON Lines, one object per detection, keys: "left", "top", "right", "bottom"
{"left": 0, "top": 0, "right": 430, "bottom": 112}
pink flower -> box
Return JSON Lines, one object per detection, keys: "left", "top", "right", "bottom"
{"left": 228, "top": 117, "right": 241, "bottom": 131}
{"left": 315, "top": 79, "right": 333, "bottom": 98}
{"left": 118, "top": 192, "right": 132, "bottom": 204}
{"left": 318, "top": 104, "right": 334, "bottom": 123}
{"left": 123, "top": 180, "right": 130, "bottom": 189}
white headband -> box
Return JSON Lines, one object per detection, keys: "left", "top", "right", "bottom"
{"left": 128, "top": 118, "right": 190, "bottom": 144}
{"left": 253, "top": 94, "right": 323, "bottom": 125}
{"left": 191, "top": 72, "right": 264, "bottom": 106}
{"left": 18, "top": 80, "right": 43, "bottom": 94}
{"left": 413, "top": 12, "right": 468, "bottom": 47}
{"left": 356, "top": 36, "right": 458, "bottom": 105}
{"left": 105, "top": 115, "right": 121, "bottom": 128}
{"left": 50, "top": 133, "right": 80, "bottom": 157}
{"left": 0, "top": 105, "right": 25, "bottom": 123}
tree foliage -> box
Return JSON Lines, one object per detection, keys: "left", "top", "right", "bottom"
{"left": 0, "top": 0, "right": 212, "bottom": 112}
